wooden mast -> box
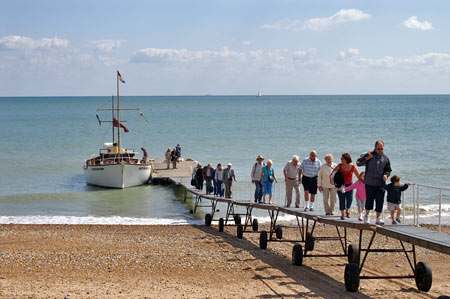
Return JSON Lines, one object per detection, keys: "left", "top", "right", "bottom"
{"left": 112, "top": 95, "right": 115, "bottom": 146}
{"left": 117, "top": 70, "right": 121, "bottom": 151}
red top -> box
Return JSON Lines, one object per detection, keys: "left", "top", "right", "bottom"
{"left": 340, "top": 164, "right": 355, "bottom": 185}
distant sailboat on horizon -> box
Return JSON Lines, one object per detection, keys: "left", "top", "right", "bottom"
{"left": 257, "top": 91, "right": 262, "bottom": 97}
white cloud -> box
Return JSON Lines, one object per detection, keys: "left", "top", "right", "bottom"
{"left": 293, "top": 48, "right": 318, "bottom": 61}
{"left": 304, "top": 9, "right": 371, "bottom": 31}
{"left": 262, "top": 9, "right": 370, "bottom": 32}
{"left": 403, "top": 16, "right": 433, "bottom": 31}
{"left": 261, "top": 19, "right": 303, "bottom": 31}
{"left": 241, "top": 40, "right": 251, "bottom": 46}
{"left": 130, "top": 47, "right": 246, "bottom": 64}
{"left": 0, "top": 35, "right": 69, "bottom": 50}
{"left": 338, "top": 48, "right": 360, "bottom": 60}
{"left": 91, "top": 39, "right": 125, "bottom": 52}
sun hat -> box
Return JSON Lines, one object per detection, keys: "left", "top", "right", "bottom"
{"left": 256, "top": 155, "right": 264, "bottom": 161}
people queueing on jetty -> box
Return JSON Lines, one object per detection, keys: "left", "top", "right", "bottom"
{"left": 357, "top": 140, "right": 392, "bottom": 225}
{"left": 223, "top": 163, "right": 237, "bottom": 198}
{"left": 318, "top": 154, "right": 337, "bottom": 215}
{"left": 194, "top": 163, "right": 204, "bottom": 191}
{"left": 214, "top": 164, "right": 224, "bottom": 197}
{"left": 176, "top": 144, "right": 182, "bottom": 162}
{"left": 203, "top": 163, "right": 215, "bottom": 195}
{"left": 299, "top": 151, "right": 322, "bottom": 212}
{"left": 384, "top": 175, "right": 410, "bottom": 225}
{"left": 345, "top": 171, "right": 366, "bottom": 221}
{"left": 165, "top": 148, "right": 172, "bottom": 169}
{"left": 251, "top": 155, "right": 265, "bottom": 203}
{"left": 283, "top": 155, "right": 301, "bottom": 208}
{"left": 171, "top": 148, "right": 178, "bottom": 169}
{"left": 332, "top": 153, "right": 360, "bottom": 220}
{"left": 261, "top": 159, "right": 278, "bottom": 204}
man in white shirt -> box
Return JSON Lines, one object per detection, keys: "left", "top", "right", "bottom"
{"left": 251, "top": 155, "right": 265, "bottom": 203}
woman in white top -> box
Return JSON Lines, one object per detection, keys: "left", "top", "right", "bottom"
{"left": 318, "top": 154, "right": 337, "bottom": 215}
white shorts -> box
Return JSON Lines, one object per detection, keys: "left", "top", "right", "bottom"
{"left": 387, "top": 202, "right": 400, "bottom": 211}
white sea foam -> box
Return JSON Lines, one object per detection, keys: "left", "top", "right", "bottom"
{"left": 0, "top": 215, "right": 204, "bottom": 226}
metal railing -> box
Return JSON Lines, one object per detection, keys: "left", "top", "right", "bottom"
{"left": 413, "top": 184, "right": 450, "bottom": 233}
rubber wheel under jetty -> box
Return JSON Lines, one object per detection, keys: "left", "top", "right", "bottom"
{"left": 415, "top": 261, "right": 432, "bottom": 292}
{"left": 234, "top": 215, "right": 241, "bottom": 225}
{"left": 292, "top": 244, "right": 303, "bottom": 266}
{"left": 252, "top": 218, "right": 259, "bottom": 231}
{"left": 305, "top": 232, "right": 315, "bottom": 251}
{"left": 344, "top": 263, "right": 360, "bottom": 292}
{"left": 348, "top": 244, "right": 360, "bottom": 264}
{"left": 205, "top": 214, "right": 212, "bottom": 226}
{"left": 218, "top": 218, "right": 224, "bottom": 232}
{"left": 237, "top": 224, "right": 244, "bottom": 239}
{"left": 276, "top": 226, "right": 283, "bottom": 239}
{"left": 259, "top": 230, "right": 268, "bottom": 249}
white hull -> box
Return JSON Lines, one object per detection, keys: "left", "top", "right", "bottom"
{"left": 84, "top": 163, "right": 151, "bottom": 188}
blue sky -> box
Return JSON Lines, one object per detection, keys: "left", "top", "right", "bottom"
{"left": 1, "top": 0, "right": 450, "bottom": 96}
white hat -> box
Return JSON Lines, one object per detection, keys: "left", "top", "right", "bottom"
{"left": 227, "top": 163, "right": 232, "bottom": 166}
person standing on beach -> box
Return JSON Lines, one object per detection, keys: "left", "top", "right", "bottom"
{"left": 283, "top": 155, "right": 301, "bottom": 208}
{"left": 251, "top": 155, "right": 265, "bottom": 203}
{"left": 332, "top": 153, "right": 360, "bottom": 220}
{"left": 299, "top": 151, "right": 322, "bottom": 212}
{"left": 171, "top": 148, "right": 177, "bottom": 169}
{"left": 223, "top": 163, "right": 236, "bottom": 198}
{"left": 357, "top": 140, "right": 392, "bottom": 225}
{"left": 165, "top": 148, "right": 171, "bottom": 169}
{"left": 214, "top": 164, "right": 224, "bottom": 197}
{"left": 203, "top": 163, "right": 215, "bottom": 195}
{"left": 318, "top": 154, "right": 337, "bottom": 215}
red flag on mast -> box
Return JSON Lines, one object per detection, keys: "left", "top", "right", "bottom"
{"left": 113, "top": 118, "right": 130, "bottom": 132}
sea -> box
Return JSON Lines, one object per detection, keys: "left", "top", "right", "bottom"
{"left": 0, "top": 95, "right": 449, "bottom": 225}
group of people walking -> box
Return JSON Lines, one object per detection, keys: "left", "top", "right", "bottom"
{"left": 250, "top": 140, "right": 409, "bottom": 225}
{"left": 187, "top": 140, "right": 409, "bottom": 225}
{"left": 192, "top": 163, "right": 237, "bottom": 198}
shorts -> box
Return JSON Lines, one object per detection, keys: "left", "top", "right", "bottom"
{"left": 365, "top": 185, "right": 386, "bottom": 213}
{"left": 302, "top": 176, "right": 318, "bottom": 195}
{"left": 387, "top": 202, "right": 400, "bottom": 211}
{"left": 356, "top": 198, "right": 365, "bottom": 209}
{"left": 263, "top": 181, "right": 273, "bottom": 195}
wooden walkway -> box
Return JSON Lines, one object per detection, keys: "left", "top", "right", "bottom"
{"left": 162, "top": 175, "right": 450, "bottom": 293}
{"left": 150, "top": 158, "right": 197, "bottom": 179}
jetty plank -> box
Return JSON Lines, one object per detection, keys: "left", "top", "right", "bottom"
{"left": 150, "top": 158, "right": 197, "bottom": 179}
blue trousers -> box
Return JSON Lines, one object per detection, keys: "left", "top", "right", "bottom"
{"left": 338, "top": 184, "right": 354, "bottom": 211}
{"left": 215, "top": 180, "right": 224, "bottom": 197}
{"left": 254, "top": 180, "right": 263, "bottom": 202}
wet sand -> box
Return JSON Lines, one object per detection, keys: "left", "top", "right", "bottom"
{"left": 0, "top": 224, "right": 449, "bottom": 298}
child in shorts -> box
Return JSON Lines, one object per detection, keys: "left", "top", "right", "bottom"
{"left": 345, "top": 171, "right": 366, "bottom": 221}
{"left": 385, "top": 175, "right": 411, "bottom": 225}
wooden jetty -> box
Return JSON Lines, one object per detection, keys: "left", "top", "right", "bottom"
{"left": 151, "top": 164, "right": 450, "bottom": 293}
{"left": 150, "top": 158, "right": 197, "bottom": 180}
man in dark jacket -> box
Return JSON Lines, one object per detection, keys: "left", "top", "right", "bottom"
{"left": 357, "top": 140, "right": 392, "bottom": 225}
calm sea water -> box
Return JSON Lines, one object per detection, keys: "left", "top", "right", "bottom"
{"left": 0, "top": 95, "right": 449, "bottom": 224}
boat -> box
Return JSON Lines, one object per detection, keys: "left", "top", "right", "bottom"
{"left": 83, "top": 71, "right": 151, "bottom": 188}
{"left": 257, "top": 91, "right": 262, "bottom": 97}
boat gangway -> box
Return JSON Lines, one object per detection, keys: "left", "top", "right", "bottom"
{"left": 149, "top": 159, "right": 450, "bottom": 293}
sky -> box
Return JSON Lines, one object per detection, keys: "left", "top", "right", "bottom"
{"left": 1, "top": 0, "right": 450, "bottom": 96}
